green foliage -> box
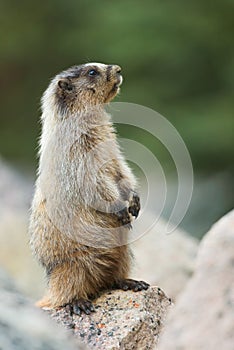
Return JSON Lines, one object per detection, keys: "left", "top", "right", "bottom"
{"left": 0, "top": 0, "right": 233, "bottom": 173}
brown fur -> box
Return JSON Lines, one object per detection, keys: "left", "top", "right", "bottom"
{"left": 29, "top": 63, "right": 140, "bottom": 308}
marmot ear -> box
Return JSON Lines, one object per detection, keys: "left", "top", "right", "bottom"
{"left": 58, "top": 78, "right": 74, "bottom": 92}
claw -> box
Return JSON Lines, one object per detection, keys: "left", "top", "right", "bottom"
{"left": 128, "top": 192, "right": 140, "bottom": 218}
{"left": 65, "top": 299, "right": 95, "bottom": 316}
{"left": 65, "top": 303, "right": 73, "bottom": 316}
{"left": 113, "top": 279, "right": 150, "bottom": 292}
{"left": 116, "top": 207, "right": 132, "bottom": 227}
{"left": 73, "top": 304, "right": 81, "bottom": 316}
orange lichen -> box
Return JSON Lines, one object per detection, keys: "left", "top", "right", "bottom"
{"left": 97, "top": 323, "right": 106, "bottom": 328}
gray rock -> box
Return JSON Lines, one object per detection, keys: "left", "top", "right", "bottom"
{"left": 0, "top": 269, "right": 17, "bottom": 292}
{"left": 0, "top": 158, "right": 45, "bottom": 298}
{"left": 0, "top": 156, "right": 32, "bottom": 214}
{"left": 158, "top": 210, "right": 234, "bottom": 350}
{"left": 0, "top": 269, "right": 86, "bottom": 350}
{"left": 45, "top": 286, "right": 171, "bottom": 350}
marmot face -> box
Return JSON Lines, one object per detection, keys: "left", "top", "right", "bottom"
{"left": 44, "top": 63, "right": 123, "bottom": 115}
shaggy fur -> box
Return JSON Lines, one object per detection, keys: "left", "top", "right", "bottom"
{"left": 29, "top": 63, "right": 147, "bottom": 312}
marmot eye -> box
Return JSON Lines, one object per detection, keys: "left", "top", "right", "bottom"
{"left": 88, "top": 69, "right": 98, "bottom": 76}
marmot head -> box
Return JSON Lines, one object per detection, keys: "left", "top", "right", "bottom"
{"left": 42, "top": 63, "right": 123, "bottom": 116}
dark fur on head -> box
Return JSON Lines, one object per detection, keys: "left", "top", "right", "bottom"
{"left": 53, "top": 63, "right": 122, "bottom": 115}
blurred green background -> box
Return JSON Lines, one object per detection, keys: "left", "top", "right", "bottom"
{"left": 0, "top": 0, "right": 233, "bottom": 237}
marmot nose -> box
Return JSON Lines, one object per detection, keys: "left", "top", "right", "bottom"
{"left": 113, "top": 65, "right": 122, "bottom": 74}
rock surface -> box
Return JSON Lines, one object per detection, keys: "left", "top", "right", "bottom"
{"left": 158, "top": 210, "right": 234, "bottom": 350}
{"left": 0, "top": 269, "right": 86, "bottom": 350}
{"left": 45, "top": 286, "right": 171, "bottom": 350}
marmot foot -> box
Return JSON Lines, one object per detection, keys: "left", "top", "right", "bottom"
{"left": 65, "top": 299, "right": 95, "bottom": 316}
{"left": 128, "top": 192, "right": 140, "bottom": 218}
{"left": 113, "top": 279, "right": 150, "bottom": 292}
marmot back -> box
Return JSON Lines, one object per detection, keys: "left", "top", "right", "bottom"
{"left": 29, "top": 62, "right": 149, "bottom": 315}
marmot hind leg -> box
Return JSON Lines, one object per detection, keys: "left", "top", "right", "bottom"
{"left": 38, "top": 261, "right": 99, "bottom": 312}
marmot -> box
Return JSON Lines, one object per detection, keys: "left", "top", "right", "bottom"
{"left": 29, "top": 62, "right": 149, "bottom": 315}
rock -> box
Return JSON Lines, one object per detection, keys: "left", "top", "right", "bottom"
{"left": 0, "top": 269, "right": 18, "bottom": 292}
{"left": 0, "top": 269, "right": 86, "bottom": 350}
{"left": 0, "top": 210, "right": 45, "bottom": 298}
{"left": 131, "top": 212, "right": 198, "bottom": 299}
{"left": 158, "top": 210, "right": 234, "bottom": 350}
{"left": 0, "top": 156, "right": 32, "bottom": 213}
{"left": 45, "top": 286, "right": 171, "bottom": 350}
{"left": 0, "top": 158, "right": 45, "bottom": 298}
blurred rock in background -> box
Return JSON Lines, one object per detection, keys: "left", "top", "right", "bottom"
{"left": 0, "top": 268, "right": 85, "bottom": 350}
{"left": 0, "top": 157, "right": 44, "bottom": 298}
{"left": 131, "top": 213, "right": 198, "bottom": 299}
{"left": 158, "top": 210, "right": 234, "bottom": 350}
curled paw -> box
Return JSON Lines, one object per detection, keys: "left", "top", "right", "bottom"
{"left": 128, "top": 192, "right": 140, "bottom": 218}
{"left": 116, "top": 207, "right": 132, "bottom": 227}
{"left": 65, "top": 299, "right": 95, "bottom": 316}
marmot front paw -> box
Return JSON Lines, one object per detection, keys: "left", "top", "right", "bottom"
{"left": 116, "top": 207, "right": 132, "bottom": 227}
{"left": 128, "top": 192, "right": 140, "bottom": 218}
